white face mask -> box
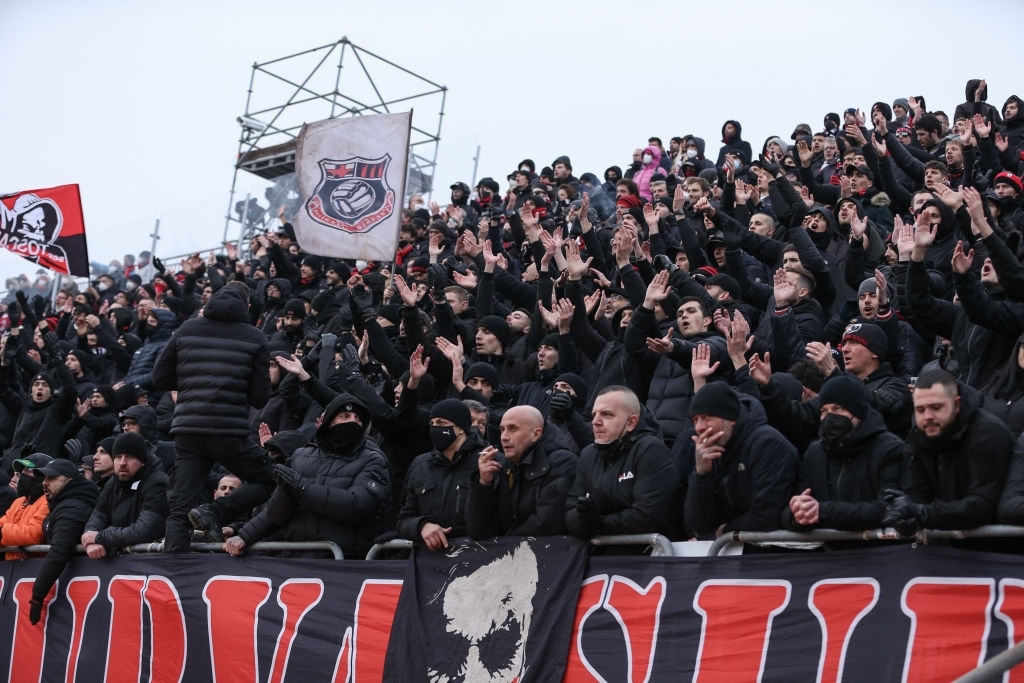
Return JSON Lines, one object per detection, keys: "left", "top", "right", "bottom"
{"left": 97, "top": 282, "right": 109, "bottom": 292}
{"left": 125, "top": 282, "right": 137, "bottom": 291}
{"left": 642, "top": 154, "right": 653, "bottom": 164}
{"left": 686, "top": 149, "right": 698, "bottom": 159}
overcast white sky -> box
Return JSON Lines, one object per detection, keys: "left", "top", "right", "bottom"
{"left": 2, "top": 0, "right": 1022, "bottom": 278}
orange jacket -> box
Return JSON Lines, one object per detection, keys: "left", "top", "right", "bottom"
{"left": 0, "top": 495, "right": 50, "bottom": 560}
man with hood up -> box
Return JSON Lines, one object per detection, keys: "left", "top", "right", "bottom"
{"left": 714, "top": 120, "right": 753, "bottom": 172}
{"left": 152, "top": 282, "right": 276, "bottom": 553}
{"left": 80, "top": 431, "right": 168, "bottom": 558}
{"left": 224, "top": 393, "right": 389, "bottom": 559}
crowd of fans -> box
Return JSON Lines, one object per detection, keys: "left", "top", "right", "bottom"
{"left": 4, "top": 78, "right": 1024, "bottom": 615}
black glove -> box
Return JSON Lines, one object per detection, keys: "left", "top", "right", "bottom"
{"left": 16, "top": 291, "right": 37, "bottom": 330}
{"left": 882, "top": 489, "right": 926, "bottom": 537}
{"left": 548, "top": 390, "right": 574, "bottom": 421}
{"left": 153, "top": 257, "right": 165, "bottom": 274}
{"left": 5, "top": 300, "right": 20, "bottom": 325}
{"left": 29, "top": 599, "right": 43, "bottom": 625}
{"left": 31, "top": 295, "right": 47, "bottom": 319}
{"left": 575, "top": 495, "right": 601, "bottom": 537}
{"left": 273, "top": 464, "right": 307, "bottom": 497}
{"left": 652, "top": 254, "right": 677, "bottom": 274}
{"left": 64, "top": 438, "right": 83, "bottom": 463}
{"left": 350, "top": 285, "right": 377, "bottom": 320}
{"left": 427, "top": 263, "right": 448, "bottom": 292}
{"left": 758, "top": 154, "right": 782, "bottom": 177}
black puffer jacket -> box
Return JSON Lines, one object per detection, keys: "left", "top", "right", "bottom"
{"left": 33, "top": 475, "right": 98, "bottom": 603}
{"left": 240, "top": 397, "right": 390, "bottom": 559}
{"left": 397, "top": 430, "right": 487, "bottom": 542}
{"left": 85, "top": 454, "right": 169, "bottom": 548}
{"left": 565, "top": 408, "right": 677, "bottom": 537}
{"left": 151, "top": 286, "right": 271, "bottom": 437}
{"left": 783, "top": 408, "right": 903, "bottom": 531}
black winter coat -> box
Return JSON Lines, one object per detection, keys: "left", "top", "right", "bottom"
{"left": 151, "top": 287, "right": 271, "bottom": 437}
{"left": 564, "top": 411, "right": 676, "bottom": 538}
{"left": 686, "top": 395, "right": 799, "bottom": 537}
{"left": 904, "top": 383, "right": 1013, "bottom": 529}
{"left": 240, "top": 437, "right": 389, "bottom": 559}
{"left": 397, "top": 432, "right": 487, "bottom": 542}
{"left": 33, "top": 476, "right": 98, "bottom": 603}
{"left": 466, "top": 433, "right": 577, "bottom": 539}
{"left": 783, "top": 408, "right": 903, "bottom": 530}
{"left": 85, "top": 455, "right": 169, "bottom": 548}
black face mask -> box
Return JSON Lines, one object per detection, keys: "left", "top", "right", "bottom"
{"left": 318, "top": 421, "right": 364, "bottom": 453}
{"left": 399, "top": 240, "right": 410, "bottom": 249}
{"left": 430, "top": 425, "right": 458, "bottom": 452}
{"left": 266, "top": 295, "right": 281, "bottom": 307}
{"left": 819, "top": 413, "right": 855, "bottom": 450}
{"left": 17, "top": 473, "right": 41, "bottom": 499}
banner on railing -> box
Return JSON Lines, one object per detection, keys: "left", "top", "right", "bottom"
{"left": 2, "top": 543, "right": 1024, "bottom": 681}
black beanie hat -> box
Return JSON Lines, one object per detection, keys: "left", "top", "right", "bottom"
{"left": 465, "top": 362, "right": 500, "bottom": 388}
{"left": 283, "top": 299, "right": 307, "bottom": 319}
{"left": 477, "top": 315, "right": 513, "bottom": 349}
{"left": 67, "top": 348, "right": 91, "bottom": 369}
{"left": 113, "top": 431, "right": 148, "bottom": 462}
{"left": 555, "top": 372, "right": 588, "bottom": 399}
{"left": 817, "top": 375, "right": 869, "bottom": 419}
{"left": 92, "top": 385, "right": 116, "bottom": 407}
{"left": 301, "top": 255, "right": 323, "bottom": 272}
{"left": 429, "top": 398, "right": 472, "bottom": 434}
{"left": 689, "top": 381, "right": 741, "bottom": 420}
{"left": 538, "top": 332, "right": 559, "bottom": 350}
{"left": 326, "top": 260, "right": 351, "bottom": 280}
{"left": 98, "top": 436, "right": 116, "bottom": 455}
{"left": 842, "top": 322, "right": 887, "bottom": 358}
{"left": 30, "top": 372, "right": 54, "bottom": 391}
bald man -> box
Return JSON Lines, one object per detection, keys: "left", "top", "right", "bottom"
{"left": 466, "top": 406, "right": 577, "bottom": 540}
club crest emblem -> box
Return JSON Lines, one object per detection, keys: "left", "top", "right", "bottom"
{"left": 305, "top": 154, "right": 396, "bottom": 233}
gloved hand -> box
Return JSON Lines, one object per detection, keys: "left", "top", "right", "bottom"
{"left": 350, "top": 285, "right": 376, "bottom": 320}
{"left": 16, "top": 291, "right": 37, "bottom": 330}
{"left": 548, "top": 390, "right": 574, "bottom": 421}
{"left": 5, "top": 300, "right": 20, "bottom": 326}
{"left": 575, "top": 496, "right": 601, "bottom": 537}
{"left": 882, "top": 489, "right": 926, "bottom": 537}
{"left": 427, "top": 263, "right": 448, "bottom": 292}
{"left": 758, "top": 155, "right": 782, "bottom": 177}
{"left": 31, "top": 295, "right": 48, "bottom": 319}
{"left": 29, "top": 599, "right": 43, "bottom": 625}
{"left": 153, "top": 257, "right": 165, "bottom": 274}
{"left": 64, "top": 438, "right": 83, "bottom": 462}
{"left": 273, "top": 464, "right": 307, "bottom": 497}
{"left": 652, "top": 254, "right": 677, "bottom": 274}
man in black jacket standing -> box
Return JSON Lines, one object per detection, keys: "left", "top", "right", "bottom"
{"left": 152, "top": 282, "right": 276, "bottom": 553}
{"left": 80, "top": 432, "right": 169, "bottom": 558}
{"left": 28, "top": 459, "right": 98, "bottom": 625}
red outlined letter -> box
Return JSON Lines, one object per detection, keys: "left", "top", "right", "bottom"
{"left": 203, "top": 576, "right": 273, "bottom": 683}
{"left": 901, "top": 578, "right": 994, "bottom": 682}
{"left": 603, "top": 577, "right": 666, "bottom": 683}
{"left": 268, "top": 579, "right": 324, "bottom": 683}
{"left": 809, "top": 578, "right": 879, "bottom": 683}
{"left": 692, "top": 580, "right": 791, "bottom": 683}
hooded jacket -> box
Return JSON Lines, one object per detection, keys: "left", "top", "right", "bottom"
{"left": 685, "top": 394, "right": 799, "bottom": 537}
{"left": 564, "top": 406, "right": 676, "bottom": 538}
{"left": 715, "top": 120, "right": 753, "bottom": 170}
{"left": 85, "top": 453, "right": 169, "bottom": 549}
{"left": 151, "top": 286, "right": 271, "bottom": 437}
{"left": 783, "top": 407, "right": 903, "bottom": 530}
{"left": 121, "top": 307, "right": 176, "bottom": 390}
{"left": 633, "top": 145, "right": 667, "bottom": 202}
{"left": 239, "top": 394, "right": 390, "bottom": 559}
{"left": 33, "top": 476, "right": 98, "bottom": 604}
{"left": 903, "top": 382, "right": 1013, "bottom": 529}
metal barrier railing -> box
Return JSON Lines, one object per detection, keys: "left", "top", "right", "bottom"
{"left": 364, "top": 534, "right": 676, "bottom": 560}
{"left": 0, "top": 540, "right": 345, "bottom": 560}
{"left": 706, "top": 525, "right": 1024, "bottom": 557}
{"left": 953, "top": 640, "right": 1024, "bottom": 682}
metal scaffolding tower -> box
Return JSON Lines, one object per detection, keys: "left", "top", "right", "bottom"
{"left": 223, "top": 36, "right": 447, "bottom": 246}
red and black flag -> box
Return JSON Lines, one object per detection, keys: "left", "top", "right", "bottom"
{"left": 0, "top": 184, "right": 89, "bottom": 276}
